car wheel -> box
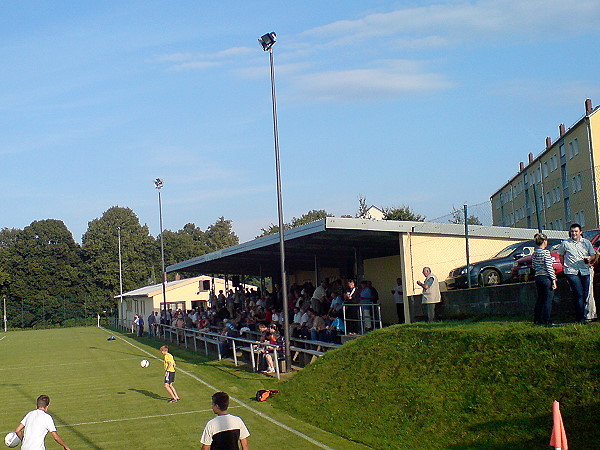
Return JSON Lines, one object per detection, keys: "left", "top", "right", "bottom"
{"left": 479, "top": 269, "right": 501, "bottom": 286}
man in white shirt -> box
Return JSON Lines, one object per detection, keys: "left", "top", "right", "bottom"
{"left": 557, "top": 223, "right": 597, "bottom": 323}
{"left": 417, "top": 267, "right": 441, "bottom": 322}
{"left": 311, "top": 281, "right": 328, "bottom": 314}
{"left": 15, "top": 395, "right": 70, "bottom": 450}
{"left": 201, "top": 391, "right": 249, "bottom": 450}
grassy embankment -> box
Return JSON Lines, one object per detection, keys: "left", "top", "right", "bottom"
{"left": 273, "top": 322, "right": 600, "bottom": 449}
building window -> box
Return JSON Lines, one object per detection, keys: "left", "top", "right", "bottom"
{"left": 580, "top": 211, "right": 586, "bottom": 228}
{"left": 572, "top": 174, "right": 582, "bottom": 193}
{"left": 560, "top": 143, "right": 565, "bottom": 157}
{"left": 572, "top": 138, "right": 579, "bottom": 157}
{"left": 543, "top": 162, "right": 548, "bottom": 178}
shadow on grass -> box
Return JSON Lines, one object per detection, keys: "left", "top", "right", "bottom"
{"left": 448, "top": 402, "right": 600, "bottom": 449}
{"left": 107, "top": 328, "right": 282, "bottom": 381}
{"left": 13, "top": 385, "right": 102, "bottom": 450}
{"left": 128, "top": 388, "right": 169, "bottom": 401}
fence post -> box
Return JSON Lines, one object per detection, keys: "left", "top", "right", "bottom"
{"left": 465, "top": 204, "right": 472, "bottom": 289}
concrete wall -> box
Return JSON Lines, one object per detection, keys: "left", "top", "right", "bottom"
{"left": 406, "top": 278, "right": 577, "bottom": 322}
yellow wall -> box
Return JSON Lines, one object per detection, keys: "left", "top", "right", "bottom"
{"left": 361, "top": 233, "right": 526, "bottom": 323}
{"left": 364, "top": 255, "right": 402, "bottom": 324}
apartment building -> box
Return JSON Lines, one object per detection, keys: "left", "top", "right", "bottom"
{"left": 491, "top": 99, "right": 600, "bottom": 231}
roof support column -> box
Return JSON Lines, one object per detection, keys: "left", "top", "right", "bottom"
{"left": 398, "top": 232, "right": 412, "bottom": 324}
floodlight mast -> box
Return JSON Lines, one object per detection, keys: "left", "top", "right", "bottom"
{"left": 259, "top": 31, "right": 291, "bottom": 369}
{"left": 155, "top": 178, "right": 167, "bottom": 321}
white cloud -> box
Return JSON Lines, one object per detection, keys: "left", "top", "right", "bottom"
{"left": 305, "top": 0, "right": 600, "bottom": 48}
{"left": 168, "top": 61, "right": 221, "bottom": 71}
{"left": 292, "top": 60, "right": 454, "bottom": 102}
{"left": 158, "top": 46, "right": 256, "bottom": 71}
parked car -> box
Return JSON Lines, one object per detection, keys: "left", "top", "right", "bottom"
{"left": 445, "top": 240, "right": 560, "bottom": 289}
{"left": 582, "top": 228, "right": 600, "bottom": 246}
{"left": 511, "top": 240, "right": 563, "bottom": 281}
{"left": 512, "top": 230, "right": 600, "bottom": 281}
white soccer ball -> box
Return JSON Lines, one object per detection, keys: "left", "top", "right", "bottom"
{"left": 140, "top": 359, "right": 150, "bottom": 368}
{"left": 5, "top": 432, "right": 20, "bottom": 448}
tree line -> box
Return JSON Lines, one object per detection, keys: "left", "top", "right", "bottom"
{"left": 0, "top": 206, "right": 238, "bottom": 327}
{"left": 0, "top": 199, "right": 480, "bottom": 327}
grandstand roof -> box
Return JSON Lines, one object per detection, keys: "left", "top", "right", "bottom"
{"left": 167, "top": 217, "right": 565, "bottom": 277}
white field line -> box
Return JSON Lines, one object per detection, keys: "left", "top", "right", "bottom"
{"left": 0, "top": 335, "right": 6, "bottom": 341}
{"left": 1, "top": 408, "right": 241, "bottom": 434}
{"left": 101, "top": 328, "right": 334, "bottom": 450}
{"left": 0, "top": 357, "right": 139, "bottom": 372}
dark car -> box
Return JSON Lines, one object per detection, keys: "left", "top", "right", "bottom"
{"left": 445, "top": 240, "right": 558, "bottom": 289}
{"left": 512, "top": 229, "right": 600, "bottom": 281}
{"left": 511, "top": 240, "right": 563, "bottom": 281}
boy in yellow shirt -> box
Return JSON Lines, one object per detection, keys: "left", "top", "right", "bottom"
{"left": 160, "top": 345, "right": 180, "bottom": 403}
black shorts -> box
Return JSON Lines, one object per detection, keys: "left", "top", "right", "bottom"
{"left": 165, "top": 371, "right": 175, "bottom": 384}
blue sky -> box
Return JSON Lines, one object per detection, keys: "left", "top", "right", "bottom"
{"left": 2, "top": 1, "right": 600, "bottom": 243}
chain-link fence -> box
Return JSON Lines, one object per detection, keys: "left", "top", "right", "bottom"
{"left": 2, "top": 295, "right": 113, "bottom": 329}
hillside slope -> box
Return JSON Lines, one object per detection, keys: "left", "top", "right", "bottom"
{"left": 274, "top": 322, "right": 600, "bottom": 449}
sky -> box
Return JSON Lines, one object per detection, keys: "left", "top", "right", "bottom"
{"left": 2, "top": 0, "right": 600, "bottom": 244}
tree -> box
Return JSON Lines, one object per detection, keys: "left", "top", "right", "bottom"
{"left": 448, "top": 206, "right": 483, "bottom": 225}
{"left": 162, "top": 223, "right": 209, "bottom": 267}
{"left": 205, "top": 217, "right": 239, "bottom": 251}
{"left": 4, "top": 220, "right": 85, "bottom": 326}
{"left": 82, "top": 207, "right": 158, "bottom": 308}
{"left": 257, "top": 210, "right": 331, "bottom": 237}
{"left": 382, "top": 205, "right": 425, "bottom": 222}
{"left": 355, "top": 195, "right": 369, "bottom": 218}
{"left": 0, "top": 227, "right": 22, "bottom": 289}
{"left": 290, "top": 209, "right": 330, "bottom": 227}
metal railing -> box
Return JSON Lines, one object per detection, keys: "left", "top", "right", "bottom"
{"left": 342, "top": 303, "right": 383, "bottom": 335}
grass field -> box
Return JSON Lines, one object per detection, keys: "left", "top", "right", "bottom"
{"left": 0, "top": 327, "right": 366, "bottom": 449}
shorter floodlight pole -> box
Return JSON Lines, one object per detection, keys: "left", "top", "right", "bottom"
{"left": 155, "top": 178, "right": 168, "bottom": 319}
{"left": 117, "top": 226, "right": 124, "bottom": 327}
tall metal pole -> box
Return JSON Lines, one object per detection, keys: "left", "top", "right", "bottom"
{"left": 532, "top": 184, "right": 543, "bottom": 233}
{"left": 3, "top": 295, "right": 7, "bottom": 332}
{"left": 155, "top": 179, "right": 168, "bottom": 318}
{"left": 464, "top": 204, "right": 472, "bottom": 289}
{"left": 260, "top": 32, "right": 291, "bottom": 369}
{"left": 117, "top": 226, "right": 124, "bottom": 325}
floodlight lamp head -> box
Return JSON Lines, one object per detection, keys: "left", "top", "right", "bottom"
{"left": 154, "top": 178, "right": 164, "bottom": 189}
{"left": 259, "top": 32, "right": 277, "bottom": 51}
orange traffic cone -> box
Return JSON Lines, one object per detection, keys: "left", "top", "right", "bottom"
{"left": 550, "top": 400, "right": 568, "bottom": 450}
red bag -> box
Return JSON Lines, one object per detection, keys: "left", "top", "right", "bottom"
{"left": 256, "top": 389, "right": 279, "bottom": 402}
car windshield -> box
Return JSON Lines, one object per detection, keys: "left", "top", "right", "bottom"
{"left": 582, "top": 230, "right": 600, "bottom": 241}
{"left": 494, "top": 242, "right": 523, "bottom": 258}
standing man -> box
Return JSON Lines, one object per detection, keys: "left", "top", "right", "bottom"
{"left": 160, "top": 345, "right": 180, "bottom": 403}
{"left": 392, "top": 278, "right": 404, "bottom": 324}
{"left": 311, "top": 281, "right": 328, "bottom": 315}
{"left": 557, "top": 223, "right": 597, "bottom": 323}
{"left": 137, "top": 314, "right": 144, "bottom": 337}
{"left": 358, "top": 281, "right": 375, "bottom": 331}
{"left": 147, "top": 311, "right": 156, "bottom": 338}
{"left": 201, "top": 391, "right": 250, "bottom": 450}
{"left": 417, "top": 267, "right": 441, "bottom": 322}
{"left": 14, "top": 395, "right": 70, "bottom": 450}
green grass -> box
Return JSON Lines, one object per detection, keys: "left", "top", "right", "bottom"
{"left": 273, "top": 322, "right": 600, "bottom": 449}
{"left": 0, "top": 327, "right": 366, "bottom": 449}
